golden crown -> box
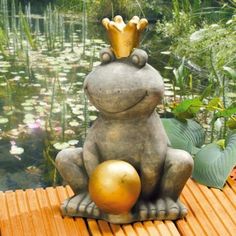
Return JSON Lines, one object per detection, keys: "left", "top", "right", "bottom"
{"left": 102, "top": 15, "right": 148, "bottom": 59}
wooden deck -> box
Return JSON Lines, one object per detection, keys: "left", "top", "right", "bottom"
{"left": 0, "top": 178, "right": 235, "bottom": 236}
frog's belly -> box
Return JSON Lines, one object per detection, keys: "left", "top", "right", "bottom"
{"left": 97, "top": 137, "right": 144, "bottom": 168}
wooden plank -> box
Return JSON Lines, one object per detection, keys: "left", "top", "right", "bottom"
{"left": 55, "top": 186, "right": 85, "bottom": 235}
{"left": 110, "top": 223, "right": 126, "bottom": 236}
{"left": 211, "top": 187, "right": 236, "bottom": 224}
{"left": 56, "top": 186, "right": 89, "bottom": 236}
{"left": 75, "top": 218, "right": 90, "bottom": 236}
{"left": 46, "top": 187, "right": 72, "bottom": 236}
{"left": 25, "top": 189, "right": 48, "bottom": 236}
{"left": 97, "top": 220, "right": 113, "bottom": 236}
{"left": 132, "top": 222, "right": 149, "bottom": 236}
{"left": 154, "top": 221, "right": 173, "bottom": 236}
{"left": 175, "top": 218, "right": 194, "bottom": 236}
{"left": 15, "top": 190, "right": 36, "bottom": 236}
{"left": 34, "top": 188, "right": 59, "bottom": 236}
{"left": 122, "top": 224, "right": 137, "bottom": 236}
{"left": 164, "top": 221, "right": 181, "bottom": 236}
{"left": 222, "top": 183, "right": 236, "bottom": 210}
{"left": 187, "top": 179, "right": 230, "bottom": 236}
{"left": 180, "top": 193, "right": 206, "bottom": 236}
{"left": 87, "top": 219, "right": 102, "bottom": 236}
{"left": 143, "top": 221, "right": 160, "bottom": 236}
{"left": 227, "top": 177, "right": 236, "bottom": 193}
{"left": 181, "top": 184, "right": 218, "bottom": 235}
{"left": 5, "top": 191, "right": 24, "bottom": 236}
{"left": 0, "top": 191, "right": 13, "bottom": 236}
{"left": 197, "top": 182, "right": 236, "bottom": 235}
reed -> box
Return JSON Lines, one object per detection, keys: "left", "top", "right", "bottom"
{"left": 82, "top": 0, "right": 87, "bottom": 55}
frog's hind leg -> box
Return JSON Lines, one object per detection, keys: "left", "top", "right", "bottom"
{"left": 55, "top": 147, "right": 88, "bottom": 194}
{"left": 157, "top": 147, "right": 193, "bottom": 219}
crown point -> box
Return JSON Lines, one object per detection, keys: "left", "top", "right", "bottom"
{"left": 130, "top": 16, "right": 140, "bottom": 24}
{"left": 138, "top": 19, "right": 148, "bottom": 31}
{"left": 102, "top": 18, "right": 110, "bottom": 29}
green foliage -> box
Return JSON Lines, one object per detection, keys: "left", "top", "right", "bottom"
{"left": 0, "top": 27, "right": 7, "bottom": 53}
{"left": 162, "top": 118, "right": 205, "bottom": 154}
{"left": 19, "top": 11, "right": 37, "bottom": 50}
{"left": 192, "top": 130, "right": 236, "bottom": 189}
{"left": 173, "top": 98, "right": 202, "bottom": 120}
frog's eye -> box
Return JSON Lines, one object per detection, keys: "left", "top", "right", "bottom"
{"left": 130, "top": 49, "right": 148, "bottom": 68}
{"left": 100, "top": 48, "right": 115, "bottom": 64}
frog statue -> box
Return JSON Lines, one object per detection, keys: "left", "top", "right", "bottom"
{"left": 55, "top": 16, "right": 193, "bottom": 224}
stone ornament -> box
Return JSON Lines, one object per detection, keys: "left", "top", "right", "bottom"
{"left": 55, "top": 15, "right": 193, "bottom": 224}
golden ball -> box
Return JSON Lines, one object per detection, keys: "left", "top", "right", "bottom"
{"left": 88, "top": 160, "right": 141, "bottom": 214}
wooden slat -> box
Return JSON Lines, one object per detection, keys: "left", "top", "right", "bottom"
{"left": 143, "top": 221, "right": 160, "bottom": 236}
{"left": 15, "top": 190, "right": 35, "bottom": 236}
{"left": 98, "top": 220, "right": 113, "bottom": 236}
{"left": 211, "top": 187, "right": 236, "bottom": 224}
{"left": 35, "top": 188, "right": 59, "bottom": 235}
{"left": 0, "top": 178, "right": 235, "bottom": 236}
{"left": 180, "top": 193, "right": 205, "bottom": 236}
{"left": 164, "top": 221, "right": 181, "bottom": 236}
{"left": 5, "top": 191, "right": 24, "bottom": 236}
{"left": 46, "top": 187, "right": 71, "bottom": 236}
{"left": 223, "top": 183, "right": 236, "bottom": 209}
{"left": 227, "top": 177, "right": 236, "bottom": 193}
{"left": 182, "top": 183, "right": 218, "bottom": 235}
{"left": 187, "top": 179, "right": 230, "bottom": 236}
{"left": 0, "top": 191, "right": 13, "bottom": 236}
{"left": 55, "top": 186, "right": 83, "bottom": 235}
{"left": 25, "top": 189, "right": 48, "bottom": 235}
{"left": 87, "top": 219, "right": 102, "bottom": 236}
{"left": 122, "top": 224, "right": 137, "bottom": 236}
{"left": 197, "top": 182, "right": 236, "bottom": 235}
{"left": 110, "top": 223, "right": 126, "bottom": 236}
{"left": 132, "top": 222, "right": 149, "bottom": 236}
{"left": 154, "top": 221, "right": 173, "bottom": 236}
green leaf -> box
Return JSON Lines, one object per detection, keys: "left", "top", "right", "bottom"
{"left": 223, "top": 66, "right": 236, "bottom": 80}
{"left": 216, "top": 107, "right": 236, "bottom": 118}
{"left": 173, "top": 98, "right": 203, "bottom": 120}
{"left": 162, "top": 118, "right": 205, "bottom": 155}
{"left": 227, "top": 118, "right": 236, "bottom": 130}
{"left": 199, "top": 83, "right": 212, "bottom": 101}
{"left": 207, "top": 97, "right": 223, "bottom": 111}
{"left": 192, "top": 131, "right": 236, "bottom": 189}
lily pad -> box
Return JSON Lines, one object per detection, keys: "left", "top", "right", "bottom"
{"left": 0, "top": 117, "right": 9, "bottom": 124}
{"left": 53, "top": 142, "right": 70, "bottom": 150}
{"left": 68, "top": 140, "right": 79, "bottom": 145}
{"left": 69, "top": 120, "right": 79, "bottom": 127}
{"left": 10, "top": 145, "right": 24, "bottom": 155}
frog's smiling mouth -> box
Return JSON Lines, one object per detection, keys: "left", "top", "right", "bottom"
{"left": 85, "top": 89, "right": 148, "bottom": 114}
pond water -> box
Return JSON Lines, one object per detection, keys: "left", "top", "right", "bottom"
{"left": 1, "top": 1, "right": 233, "bottom": 191}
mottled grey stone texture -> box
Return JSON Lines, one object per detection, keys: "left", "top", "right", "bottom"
{"left": 56, "top": 49, "right": 193, "bottom": 224}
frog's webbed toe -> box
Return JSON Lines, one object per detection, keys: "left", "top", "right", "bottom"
{"left": 61, "top": 192, "right": 101, "bottom": 218}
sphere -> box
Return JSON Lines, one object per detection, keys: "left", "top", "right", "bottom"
{"left": 88, "top": 160, "right": 141, "bottom": 214}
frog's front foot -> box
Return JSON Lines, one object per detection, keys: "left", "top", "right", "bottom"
{"left": 136, "top": 197, "right": 187, "bottom": 221}
{"left": 61, "top": 192, "right": 101, "bottom": 218}
{"left": 61, "top": 194, "right": 187, "bottom": 223}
